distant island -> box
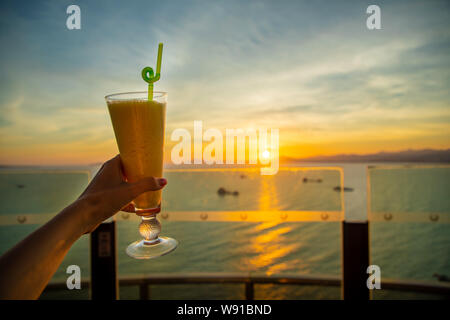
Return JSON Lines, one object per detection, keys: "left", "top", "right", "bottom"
{"left": 282, "top": 149, "right": 450, "bottom": 163}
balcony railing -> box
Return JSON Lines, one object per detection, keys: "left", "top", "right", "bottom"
{"left": 43, "top": 272, "right": 450, "bottom": 300}
{"left": 1, "top": 165, "right": 449, "bottom": 300}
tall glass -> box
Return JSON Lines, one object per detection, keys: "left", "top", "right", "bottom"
{"left": 105, "top": 91, "right": 177, "bottom": 259}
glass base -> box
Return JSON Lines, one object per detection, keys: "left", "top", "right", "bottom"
{"left": 126, "top": 237, "right": 178, "bottom": 259}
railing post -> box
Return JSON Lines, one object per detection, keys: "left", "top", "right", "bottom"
{"left": 341, "top": 165, "right": 370, "bottom": 300}
{"left": 90, "top": 220, "right": 118, "bottom": 300}
{"left": 139, "top": 283, "right": 149, "bottom": 300}
{"left": 245, "top": 281, "right": 254, "bottom": 300}
{"left": 342, "top": 221, "right": 370, "bottom": 300}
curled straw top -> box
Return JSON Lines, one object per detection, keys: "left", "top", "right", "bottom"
{"left": 141, "top": 43, "right": 163, "bottom": 100}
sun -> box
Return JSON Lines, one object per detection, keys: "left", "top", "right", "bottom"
{"left": 261, "top": 150, "right": 270, "bottom": 160}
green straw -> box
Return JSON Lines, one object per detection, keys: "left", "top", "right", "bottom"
{"left": 141, "top": 43, "right": 163, "bottom": 100}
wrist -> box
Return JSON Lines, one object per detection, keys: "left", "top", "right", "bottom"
{"left": 61, "top": 196, "right": 98, "bottom": 237}
{"left": 75, "top": 194, "right": 115, "bottom": 234}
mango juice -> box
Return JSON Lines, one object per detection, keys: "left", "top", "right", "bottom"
{"left": 107, "top": 98, "right": 166, "bottom": 212}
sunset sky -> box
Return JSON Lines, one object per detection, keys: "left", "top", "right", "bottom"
{"left": 0, "top": 0, "right": 449, "bottom": 165}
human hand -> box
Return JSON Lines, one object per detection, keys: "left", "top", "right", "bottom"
{"left": 77, "top": 155, "right": 167, "bottom": 233}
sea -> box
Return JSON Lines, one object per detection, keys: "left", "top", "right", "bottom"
{"left": 0, "top": 164, "right": 448, "bottom": 300}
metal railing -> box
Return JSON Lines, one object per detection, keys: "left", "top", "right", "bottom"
{"left": 367, "top": 164, "right": 450, "bottom": 223}
{"left": 44, "top": 272, "right": 450, "bottom": 300}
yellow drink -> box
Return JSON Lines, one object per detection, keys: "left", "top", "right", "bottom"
{"left": 106, "top": 94, "right": 166, "bottom": 213}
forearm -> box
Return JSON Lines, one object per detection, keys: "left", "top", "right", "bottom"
{"left": 0, "top": 198, "right": 91, "bottom": 299}
{"left": 0, "top": 155, "right": 164, "bottom": 300}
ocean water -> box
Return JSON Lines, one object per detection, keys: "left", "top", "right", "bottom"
{"left": 0, "top": 165, "right": 448, "bottom": 300}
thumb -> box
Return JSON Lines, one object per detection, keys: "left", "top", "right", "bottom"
{"left": 126, "top": 177, "right": 167, "bottom": 198}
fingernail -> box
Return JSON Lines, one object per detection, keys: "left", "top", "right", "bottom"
{"left": 158, "top": 178, "right": 167, "bottom": 187}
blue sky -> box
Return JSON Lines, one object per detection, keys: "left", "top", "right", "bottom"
{"left": 0, "top": 0, "right": 449, "bottom": 164}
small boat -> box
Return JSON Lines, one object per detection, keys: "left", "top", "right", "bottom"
{"left": 433, "top": 273, "right": 450, "bottom": 282}
{"left": 217, "top": 187, "right": 227, "bottom": 196}
{"left": 217, "top": 188, "right": 239, "bottom": 196}
{"left": 333, "top": 186, "right": 354, "bottom": 192}
{"left": 303, "top": 178, "right": 322, "bottom": 183}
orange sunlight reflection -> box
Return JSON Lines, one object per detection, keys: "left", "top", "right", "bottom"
{"left": 241, "top": 176, "right": 301, "bottom": 275}
{"left": 258, "top": 175, "right": 279, "bottom": 211}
